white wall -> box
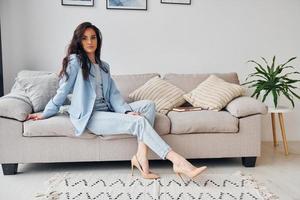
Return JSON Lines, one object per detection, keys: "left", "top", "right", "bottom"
{"left": 1, "top": 0, "right": 300, "bottom": 141}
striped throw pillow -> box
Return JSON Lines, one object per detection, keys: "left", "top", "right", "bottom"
{"left": 129, "top": 76, "right": 186, "bottom": 114}
{"left": 183, "top": 75, "right": 245, "bottom": 111}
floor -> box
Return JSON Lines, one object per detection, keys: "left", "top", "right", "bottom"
{"left": 0, "top": 142, "right": 299, "bottom": 200}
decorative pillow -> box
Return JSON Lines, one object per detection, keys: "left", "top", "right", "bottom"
{"left": 11, "top": 70, "right": 54, "bottom": 93}
{"left": 129, "top": 76, "right": 186, "bottom": 114}
{"left": 0, "top": 93, "right": 33, "bottom": 121}
{"left": 183, "top": 75, "right": 245, "bottom": 111}
{"left": 16, "top": 73, "right": 59, "bottom": 112}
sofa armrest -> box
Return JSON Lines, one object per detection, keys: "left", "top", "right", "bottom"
{"left": 0, "top": 93, "right": 33, "bottom": 121}
{"left": 226, "top": 96, "right": 268, "bottom": 117}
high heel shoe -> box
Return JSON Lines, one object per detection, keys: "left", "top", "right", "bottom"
{"left": 131, "top": 155, "right": 160, "bottom": 179}
{"left": 173, "top": 165, "right": 207, "bottom": 184}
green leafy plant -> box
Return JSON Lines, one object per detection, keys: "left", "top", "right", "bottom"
{"left": 243, "top": 56, "right": 300, "bottom": 108}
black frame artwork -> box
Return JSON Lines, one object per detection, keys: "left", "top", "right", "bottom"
{"left": 106, "top": 0, "right": 147, "bottom": 11}
{"left": 161, "top": 0, "right": 191, "bottom": 5}
{"left": 61, "top": 0, "right": 94, "bottom": 7}
{"left": 0, "top": 22, "right": 3, "bottom": 97}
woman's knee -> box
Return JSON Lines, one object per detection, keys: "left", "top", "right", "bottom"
{"left": 132, "top": 116, "right": 148, "bottom": 131}
{"left": 129, "top": 116, "right": 146, "bottom": 137}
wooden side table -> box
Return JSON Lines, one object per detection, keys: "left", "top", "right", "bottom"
{"left": 268, "top": 106, "right": 292, "bottom": 155}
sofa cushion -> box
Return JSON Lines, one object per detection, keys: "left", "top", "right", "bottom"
{"left": 112, "top": 73, "right": 160, "bottom": 103}
{"left": 23, "top": 113, "right": 97, "bottom": 139}
{"left": 16, "top": 73, "right": 59, "bottom": 112}
{"left": 183, "top": 75, "right": 245, "bottom": 111}
{"left": 99, "top": 113, "right": 170, "bottom": 140}
{"left": 129, "top": 76, "right": 186, "bottom": 114}
{"left": 163, "top": 73, "right": 240, "bottom": 92}
{"left": 23, "top": 112, "right": 170, "bottom": 140}
{"left": 11, "top": 70, "right": 54, "bottom": 93}
{"left": 167, "top": 110, "right": 239, "bottom": 134}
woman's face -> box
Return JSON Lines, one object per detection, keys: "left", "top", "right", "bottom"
{"left": 81, "top": 28, "right": 97, "bottom": 55}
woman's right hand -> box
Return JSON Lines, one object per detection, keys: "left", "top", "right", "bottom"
{"left": 26, "top": 113, "right": 44, "bottom": 121}
{"left": 126, "top": 112, "right": 141, "bottom": 116}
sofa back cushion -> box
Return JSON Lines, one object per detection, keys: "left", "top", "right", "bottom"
{"left": 11, "top": 70, "right": 59, "bottom": 112}
{"left": 112, "top": 73, "right": 160, "bottom": 102}
{"left": 163, "top": 73, "right": 240, "bottom": 92}
{"left": 11, "top": 70, "right": 54, "bottom": 93}
{"left": 16, "top": 73, "right": 59, "bottom": 112}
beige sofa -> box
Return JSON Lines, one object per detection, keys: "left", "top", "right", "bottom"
{"left": 0, "top": 72, "right": 267, "bottom": 175}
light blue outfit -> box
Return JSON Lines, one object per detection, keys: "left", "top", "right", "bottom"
{"left": 42, "top": 54, "right": 171, "bottom": 159}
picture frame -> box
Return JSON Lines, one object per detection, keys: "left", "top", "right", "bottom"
{"left": 161, "top": 0, "right": 191, "bottom": 5}
{"left": 61, "top": 0, "right": 94, "bottom": 7}
{"left": 106, "top": 0, "right": 147, "bottom": 10}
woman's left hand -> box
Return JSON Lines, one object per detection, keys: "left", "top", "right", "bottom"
{"left": 126, "top": 112, "right": 141, "bottom": 116}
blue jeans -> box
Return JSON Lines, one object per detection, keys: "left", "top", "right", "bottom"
{"left": 86, "top": 100, "right": 171, "bottom": 159}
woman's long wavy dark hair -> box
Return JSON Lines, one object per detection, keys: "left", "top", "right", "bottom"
{"left": 59, "top": 22, "right": 107, "bottom": 80}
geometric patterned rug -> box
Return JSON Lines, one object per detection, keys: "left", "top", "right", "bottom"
{"left": 34, "top": 171, "right": 278, "bottom": 200}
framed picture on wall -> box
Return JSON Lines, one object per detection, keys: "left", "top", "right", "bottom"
{"left": 161, "top": 0, "right": 191, "bottom": 5}
{"left": 61, "top": 0, "right": 94, "bottom": 6}
{"left": 106, "top": 0, "right": 147, "bottom": 10}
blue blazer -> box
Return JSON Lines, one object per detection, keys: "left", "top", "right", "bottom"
{"left": 42, "top": 54, "right": 132, "bottom": 136}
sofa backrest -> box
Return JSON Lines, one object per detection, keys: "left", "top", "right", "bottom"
{"left": 112, "top": 73, "right": 160, "bottom": 102}
{"left": 163, "top": 73, "right": 240, "bottom": 92}
{"left": 113, "top": 72, "right": 240, "bottom": 102}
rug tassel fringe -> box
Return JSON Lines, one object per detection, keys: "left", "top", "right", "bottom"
{"left": 34, "top": 172, "right": 70, "bottom": 200}
{"left": 234, "top": 171, "right": 279, "bottom": 200}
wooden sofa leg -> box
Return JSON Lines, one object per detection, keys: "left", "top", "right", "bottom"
{"left": 1, "top": 164, "right": 18, "bottom": 175}
{"left": 242, "top": 157, "right": 256, "bottom": 167}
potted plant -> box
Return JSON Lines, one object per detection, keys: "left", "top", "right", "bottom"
{"left": 243, "top": 56, "right": 300, "bottom": 108}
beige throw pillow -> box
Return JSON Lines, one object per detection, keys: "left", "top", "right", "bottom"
{"left": 183, "top": 75, "right": 245, "bottom": 111}
{"left": 129, "top": 76, "right": 186, "bottom": 114}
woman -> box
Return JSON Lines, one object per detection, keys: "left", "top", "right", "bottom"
{"left": 27, "top": 22, "right": 206, "bottom": 180}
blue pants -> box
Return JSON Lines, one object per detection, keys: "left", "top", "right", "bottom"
{"left": 86, "top": 100, "right": 171, "bottom": 159}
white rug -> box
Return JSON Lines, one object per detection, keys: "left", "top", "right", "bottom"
{"left": 35, "top": 171, "right": 278, "bottom": 200}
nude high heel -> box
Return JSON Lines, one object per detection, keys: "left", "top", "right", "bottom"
{"left": 174, "top": 165, "right": 207, "bottom": 184}
{"left": 131, "top": 155, "right": 160, "bottom": 179}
